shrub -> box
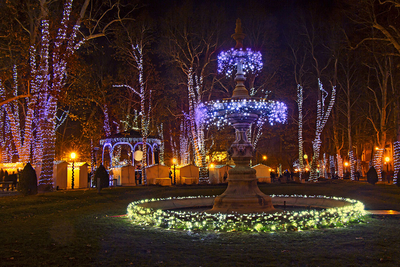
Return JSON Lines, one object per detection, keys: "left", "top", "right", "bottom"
{"left": 366, "top": 166, "right": 378, "bottom": 185}
{"left": 93, "top": 164, "right": 109, "bottom": 190}
{"left": 18, "top": 163, "right": 38, "bottom": 195}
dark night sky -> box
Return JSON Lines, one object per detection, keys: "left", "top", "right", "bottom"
{"left": 141, "top": 0, "right": 339, "bottom": 22}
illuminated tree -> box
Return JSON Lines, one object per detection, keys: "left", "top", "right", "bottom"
{"left": 0, "top": 66, "right": 33, "bottom": 163}
{"left": 337, "top": 52, "right": 361, "bottom": 181}
{"left": 348, "top": 0, "right": 400, "bottom": 183}
{"left": 161, "top": 2, "right": 222, "bottom": 183}
{"left": 5, "top": 0, "right": 131, "bottom": 190}
{"left": 288, "top": 39, "right": 307, "bottom": 179}
{"left": 113, "top": 23, "right": 153, "bottom": 184}
{"left": 288, "top": 10, "right": 339, "bottom": 182}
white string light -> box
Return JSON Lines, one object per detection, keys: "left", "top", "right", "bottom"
{"left": 196, "top": 98, "right": 287, "bottom": 129}
{"left": 127, "top": 195, "right": 365, "bottom": 232}
{"left": 310, "top": 79, "right": 336, "bottom": 182}
{"left": 218, "top": 48, "right": 263, "bottom": 77}
{"left": 373, "top": 148, "right": 384, "bottom": 182}
{"left": 394, "top": 141, "right": 400, "bottom": 184}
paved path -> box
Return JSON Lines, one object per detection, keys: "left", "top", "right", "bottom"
{"left": 366, "top": 210, "right": 400, "bottom": 215}
{"left": 0, "top": 191, "right": 19, "bottom": 197}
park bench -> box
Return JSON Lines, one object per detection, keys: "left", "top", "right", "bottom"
{"left": 1, "top": 173, "right": 18, "bottom": 191}
{"left": 0, "top": 181, "right": 15, "bottom": 191}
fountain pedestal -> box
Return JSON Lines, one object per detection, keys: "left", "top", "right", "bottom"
{"left": 210, "top": 113, "right": 276, "bottom": 214}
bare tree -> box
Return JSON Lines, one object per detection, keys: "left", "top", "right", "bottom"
{"left": 364, "top": 54, "right": 395, "bottom": 181}
{"left": 348, "top": 0, "right": 400, "bottom": 183}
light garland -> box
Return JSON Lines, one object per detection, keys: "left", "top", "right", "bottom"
{"left": 394, "top": 141, "right": 400, "bottom": 184}
{"left": 373, "top": 148, "right": 384, "bottom": 182}
{"left": 196, "top": 98, "right": 287, "bottom": 129}
{"left": 127, "top": 195, "right": 365, "bottom": 232}
{"left": 218, "top": 48, "right": 263, "bottom": 77}
{"left": 310, "top": 80, "right": 336, "bottom": 181}
{"left": 180, "top": 119, "right": 190, "bottom": 165}
{"left": 349, "top": 150, "right": 355, "bottom": 180}
{"left": 329, "top": 155, "right": 336, "bottom": 178}
{"left": 0, "top": 80, "right": 10, "bottom": 162}
{"left": 297, "top": 84, "right": 304, "bottom": 179}
{"left": 337, "top": 154, "right": 343, "bottom": 178}
{"left": 157, "top": 123, "right": 164, "bottom": 165}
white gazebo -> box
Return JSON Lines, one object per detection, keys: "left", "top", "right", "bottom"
{"left": 99, "top": 129, "right": 162, "bottom": 169}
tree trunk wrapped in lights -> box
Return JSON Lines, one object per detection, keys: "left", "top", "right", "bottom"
{"left": 187, "top": 69, "right": 209, "bottom": 183}
{"left": 337, "top": 154, "right": 343, "bottom": 179}
{"left": 310, "top": 79, "right": 336, "bottom": 182}
{"left": 297, "top": 84, "right": 304, "bottom": 180}
{"left": 329, "top": 155, "right": 336, "bottom": 178}
{"left": 373, "top": 148, "right": 384, "bottom": 182}
{"left": 179, "top": 119, "right": 190, "bottom": 166}
{"left": 349, "top": 150, "right": 355, "bottom": 181}
{"left": 394, "top": 141, "right": 400, "bottom": 184}
{"left": 157, "top": 123, "right": 165, "bottom": 165}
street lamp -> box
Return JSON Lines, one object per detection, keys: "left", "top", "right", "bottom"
{"left": 262, "top": 155, "right": 267, "bottom": 162}
{"left": 172, "top": 158, "right": 177, "bottom": 185}
{"left": 385, "top": 156, "right": 390, "bottom": 172}
{"left": 70, "top": 152, "right": 76, "bottom": 189}
{"left": 303, "top": 154, "right": 309, "bottom": 170}
{"left": 344, "top": 161, "right": 349, "bottom": 174}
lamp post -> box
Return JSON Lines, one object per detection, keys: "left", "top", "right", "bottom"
{"left": 344, "top": 161, "right": 349, "bottom": 172}
{"left": 172, "top": 158, "right": 177, "bottom": 185}
{"left": 303, "top": 154, "right": 308, "bottom": 171}
{"left": 263, "top": 155, "right": 267, "bottom": 163}
{"left": 385, "top": 156, "right": 390, "bottom": 173}
{"left": 70, "top": 152, "right": 76, "bottom": 189}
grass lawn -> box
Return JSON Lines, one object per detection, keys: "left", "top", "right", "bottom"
{"left": 1, "top": 181, "right": 400, "bottom": 266}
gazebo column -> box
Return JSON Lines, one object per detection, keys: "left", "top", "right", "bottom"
{"left": 110, "top": 144, "right": 115, "bottom": 168}
{"left": 152, "top": 144, "right": 155, "bottom": 165}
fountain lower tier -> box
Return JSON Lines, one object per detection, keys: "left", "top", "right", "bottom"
{"left": 210, "top": 157, "right": 277, "bottom": 214}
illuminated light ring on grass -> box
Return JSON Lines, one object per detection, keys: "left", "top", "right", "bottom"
{"left": 127, "top": 195, "right": 366, "bottom": 232}
{"left": 196, "top": 98, "right": 287, "bottom": 129}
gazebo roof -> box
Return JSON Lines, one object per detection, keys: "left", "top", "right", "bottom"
{"left": 100, "top": 129, "right": 161, "bottom": 145}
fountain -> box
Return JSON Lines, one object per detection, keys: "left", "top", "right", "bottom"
{"left": 209, "top": 19, "right": 279, "bottom": 213}
{"left": 126, "top": 20, "right": 366, "bottom": 232}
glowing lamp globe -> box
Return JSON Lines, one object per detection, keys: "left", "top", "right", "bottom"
{"left": 70, "top": 152, "right": 76, "bottom": 160}
{"left": 134, "top": 150, "right": 143, "bottom": 161}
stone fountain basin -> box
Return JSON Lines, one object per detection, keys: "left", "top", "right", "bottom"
{"left": 137, "top": 196, "right": 351, "bottom": 212}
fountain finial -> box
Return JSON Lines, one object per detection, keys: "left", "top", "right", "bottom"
{"left": 231, "top": 18, "right": 246, "bottom": 49}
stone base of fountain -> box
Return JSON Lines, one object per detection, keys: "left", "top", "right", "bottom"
{"left": 209, "top": 157, "right": 278, "bottom": 214}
